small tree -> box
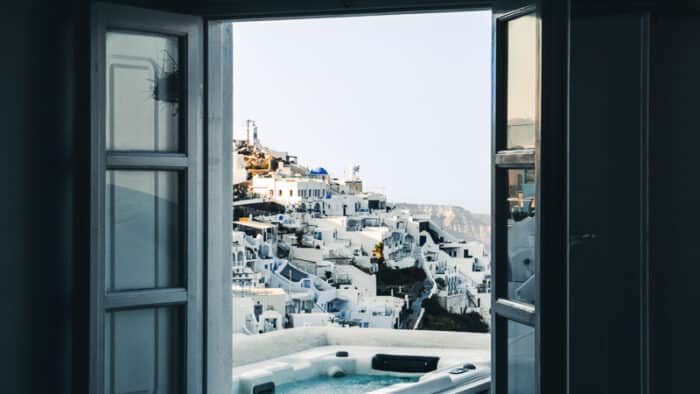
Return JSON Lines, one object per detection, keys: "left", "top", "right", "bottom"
{"left": 372, "top": 241, "right": 385, "bottom": 263}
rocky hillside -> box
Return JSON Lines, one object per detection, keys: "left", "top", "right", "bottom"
{"left": 393, "top": 203, "right": 491, "bottom": 249}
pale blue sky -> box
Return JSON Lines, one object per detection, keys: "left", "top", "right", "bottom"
{"left": 232, "top": 11, "right": 492, "bottom": 214}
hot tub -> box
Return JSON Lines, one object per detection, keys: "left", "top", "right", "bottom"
{"left": 233, "top": 345, "right": 490, "bottom": 394}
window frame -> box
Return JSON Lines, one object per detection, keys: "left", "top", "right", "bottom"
{"left": 492, "top": 5, "right": 541, "bottom": 394}
{"left": 86, "top": 1, "right": 568, "bottom": 393}
{"left": 490, "top": 1, "right": 568, "bottom": 393}
{"left": 204, "top": 20, "right": 234, "bottom": 394}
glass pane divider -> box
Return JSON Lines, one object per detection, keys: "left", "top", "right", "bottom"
{"left": 495, "top": 149, "right": 536, "bottom": 168}
{"left": 105, "top": 287, "right": 188, "bottom": 311}
{"left": 493, "top": 298, "right": 535, "bottom": 326}
{"left": 106, "top": 152, "right": 189, "bottom": 169}
{"left": 497, "top": 4, "right": 537, "bottom": 23}
{"left": 495, "top": 163, "right": 536, "bottom": 170}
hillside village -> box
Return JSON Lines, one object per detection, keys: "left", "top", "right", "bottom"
{"left": 232, "top": 121, "right": 491, "bottom": 335}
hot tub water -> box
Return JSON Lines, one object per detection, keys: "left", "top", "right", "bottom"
{"left": 276, "top": 375, "right": 420, "bottom": 394}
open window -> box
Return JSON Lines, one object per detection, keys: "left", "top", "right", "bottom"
{"left": 491, "top": 1, "right": 567, "bottom": 393}
{"left": 492, "top": 5, "right": 539, "bottom": 393}
{"left": 229, "top": 11, "right": 493, "bottom": 393}
{"left": 89, "top": 1, "right": 566, "bottom": 393}
{"left": 90, "top": 4, "right": 206, "bottom": 393}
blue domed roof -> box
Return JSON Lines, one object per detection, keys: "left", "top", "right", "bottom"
{"left": 309, "top": 167, "right": 328, "bottom": 175}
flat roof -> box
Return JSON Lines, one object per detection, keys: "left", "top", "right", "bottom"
{"left": 440, "top": 242, "right": 467, "bottom": 248}
{"left": 233, "top": 198, "right": 264, "bottom": 206}
{"left": 234, "top": 220, "right": 276, "bottom": 230}
{"left": 232, "top": 285, "right": 286, "bottom": 295}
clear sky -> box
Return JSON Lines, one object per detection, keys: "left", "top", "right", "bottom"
{"left": 232, "top": 11, "right": 492, "bottom": 214}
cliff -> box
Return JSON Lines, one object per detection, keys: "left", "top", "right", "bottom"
{"left": 393, "top": 203, "right": 491, "bottom": 249}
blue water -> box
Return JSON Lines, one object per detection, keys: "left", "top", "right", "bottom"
{"left": 276, "top": 375, "right": 420, "bottom": 394}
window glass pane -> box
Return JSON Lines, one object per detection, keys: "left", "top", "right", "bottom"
{"left": 104, "top": 307, "right": 183, "bottom": 394}
{"left": 106, "top": 32, "right": 181, "bottom": 151}
{"left": 506, "top": 169, "right": 536, "bottom": 304}
{"left": 506, "top": 14, "right": 538, "bottom": 149}
{"left": 105, "top": 170, "right": 182, "bottom": 291}
{"left": 507, "top": 320, "right": 535, "bottom": 394}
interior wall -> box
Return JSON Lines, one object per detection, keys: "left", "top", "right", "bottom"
{"left": 1, "top": 1, "right": 89, "bottom": 393}
{"left": 1, "top": 1, "right": 191, "bottom": 393}
{"left": 2, "top": 2, "right": 39, "bottom": 392}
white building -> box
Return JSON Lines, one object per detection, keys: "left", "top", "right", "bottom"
{"left": 232, "top": 230, "right": 275, "bottom": 288}
{"left": 232, "top": 138, "right": 492, "bottom": 334}
{"left": 232, "top": 286, "right": 287, "bottom": 334}
{"left": 324, "top": 194, "right": 364, "bottom": 216}
{"left": 251, "top": 175, "right": 329, "bottom": 207}
{"left": 346, "top": 296, "right": 406, "bottom": 329}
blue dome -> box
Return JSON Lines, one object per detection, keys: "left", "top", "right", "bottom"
{"left": 309, "top": 167, "right": 328, "bottom": 175}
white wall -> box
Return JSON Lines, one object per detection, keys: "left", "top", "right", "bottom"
{"left": 438, "top": 292, "right": 468, "bottom": 314}
{"left": 325, "top": 194, "right": 362, "bottom": 216}
{"left": 343, "top": 227, "right": 388, "bottom": 253}
{"left": 336, "top": 264, "right": 376, "bottom": 298}
{"left": 348, "top": 296, "right": 404, "bottom": 328}
{"left": 289, "top": 313, "right": 335, "bottom": 328}
{"left": 232, "top": 296, "right": 255, "bottom": 334}
{"left": 252, "top": 175, "right": 329, "bottom": 206}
